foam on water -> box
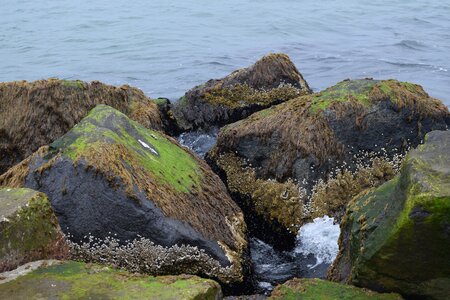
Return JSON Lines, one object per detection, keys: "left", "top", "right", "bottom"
{"left": 179, "top": 132, "right": 342, "bottom": 292}
{"left": 294, "top": 216, "right": 340, "bottom": 268}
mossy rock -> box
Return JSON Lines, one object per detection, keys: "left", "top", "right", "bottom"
{"left": 328, "top": 130, "right": 450, "bottom": 299}
{"left": 0, "top": 261, "right": 222, "bottom": 299}
{"left": 207, "top": 79, "right": 449, "bottom": 245}
{"left": 0, "top": 188, "right": 67, "bottom": 272}
{"left": 270, "top": 278, "right": 402, "bottom": 300}
{"left": 171, "top": 53, "right": 312, "bottom": 131}
{"left": 0, "top": 105, "right": 247, "bottom": 284}
{"left": 0, "top": 78, "right": 165, "bottom": 175}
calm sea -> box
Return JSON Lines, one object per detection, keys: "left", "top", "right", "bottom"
{"left": 1, "top": 0, "right": 449, "bottom": 105}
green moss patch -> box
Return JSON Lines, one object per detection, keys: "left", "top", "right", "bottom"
{"left": 0, "top": 261, "right": 221, "bottom": 300}
{"left": 309, "top": 78, "right": 444, "bottom": 115}
{"left": 270, "top": 278, "right": 402, "bottom": 300}
{"left": 329, "top": 130, "right": 450, "bottom": 299}
{"left": 0, "top": 188, "right": 67, "bottom": 272}
{"left": 51, "top": 105, "right": 201, "bottom": 193}
{"left": 310, "top": 79, "right": 379, "bottom": 112}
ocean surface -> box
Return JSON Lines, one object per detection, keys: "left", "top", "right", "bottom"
{"left": 1, "top": 0, "right": 449, "bottom": 105}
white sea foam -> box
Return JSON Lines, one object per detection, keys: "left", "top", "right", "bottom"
{"left": 294, "top": 216, "right": 340, "bottom": 268}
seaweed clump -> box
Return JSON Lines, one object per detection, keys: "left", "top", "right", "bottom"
{"left": 0, "top": 78, "right": 164, "bottom": 174}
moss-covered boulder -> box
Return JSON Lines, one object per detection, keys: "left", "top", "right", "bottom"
{"left": 328, "top": 130, "right": 450, "bottom": 299}
{"left": 0, "top": 188, "right": 67, "bottom": 272}
{"left": 0, "top": 261, "right": 222, "bottom": 299}
{"left": 207, "top": 79, "right": 449, "bottom": 246}
{"left": 0, "top": 78, "right": 165, "bottom": 175}
{"left": 172, "top": 53, "right": 311, "bottom": 132}
{"left": 270, "top": 278, "right": 402, "bottom": 299}
{"left": 0, "top": 105, "right": 247, "bottom": 283}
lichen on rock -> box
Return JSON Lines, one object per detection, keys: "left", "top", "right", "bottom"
{"left": 0, "top": 105, "right": 248, "bottom": 284}
{"left": 171, "top": 53, "right": 312, "bottom": 131}
{"left": 0, "top": 188, "right": 68, "bottom": 272}
{"left": 328, "top": 130, "right": 450, "bottom": 300}
{"left": 0, "top": 78, "right": 165, "bottom": 175}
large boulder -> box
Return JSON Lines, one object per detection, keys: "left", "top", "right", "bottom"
{"left": 207, "top": 79, "right": 449, "bottom": 246}
{"left": 0, "top": 260, "right": 222, "bottom": 299}
{"left": 328, "top": 130, "right": 450, "bottom": 300}
{"left": 171, "top": 53, "right": 312, "bottom": 132}
{"left": 0, "top": 188, "right": 68, "bottom": 272}
{"left": 270, "top": 278, "right": 402, "bottom": 299}
{"left": 0, "top": 105, "right": 248, "bottom": 283}
{"left": 0, "top": 78, "right": 165, "bottom": 175}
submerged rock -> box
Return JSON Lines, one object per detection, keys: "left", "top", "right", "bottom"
{"left": 270, "top": 278, "right": 402, "bottom": 299}
{"left": 328, "top": 130, "right": 450, "bottom": 300}
{"left": 0, "top": 260, "right": 222, "bottom": 299}
{"left": 0, "top": 105, "right": 247, "bottom": 283}
{"left": 0, "top": 188, "right": 68, "bottom": 272}
{"left": 0, "top": 78, "right": 165, "bottom": 175}
{"left": 172, "top": 53, "right": 311, "bottom": 132}
{"left": 207, "top": 79, "right": 449, "bottom": 245}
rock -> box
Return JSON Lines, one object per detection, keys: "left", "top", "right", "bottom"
{"left": 0, "top": 105, "right": 248, "bottom": 284}
{"left": 172, "top": 53, "right": 311, "bottom": 132}
{"left": 0, "top": 188, "right": 68, "bottom": 272}
{"left": 0, "top": 260, "right": 222, "bottom": 299}
{"left": 207, "top": 79, "right": 449, "bottom": 246}
{"left": 328, "top": 130, "right": 450, "bottom": 300}
{"left": 270, "top": 278, "right": 403, "bottom": 299}
{"left": 153, "top": 97, "right": 180, "bottom": 135}
{"left": 0, "top": 78, "right": 165, "bottom": 175}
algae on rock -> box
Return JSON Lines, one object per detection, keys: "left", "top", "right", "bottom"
{"left": 207, "top": 79, "right": 449, "bottom": 244}
{"left": 328, "top": 130, "right": 450, "bottom": 300}
{"left": 270, "top": 278, "right": 402, "bottom": 300}
{"left": 0, "top": 105, "right": 248, "bottom": 284}
{"left": 0, "top": 261, "right": 222, "bottom": 300}
{"left": 172, "top": 53, "right": 312, "bottom": 131}
{"left": 0, "top": 78, "right": 165, "bottom": 175}
{"left": 0, "top": 188, "right": 68, "bottom": 272}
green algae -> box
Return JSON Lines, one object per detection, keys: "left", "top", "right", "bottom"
{"left": 61, "top": 80, "right": 85, "bottom": 90}
{"left": 270, "top": 278, "right": 402, "bottom": 300}
{"left": 330, "top": 131, "right": 450, "bottom": 299}
{"left": 0, "top": 188, "right": 65, "bottom": 271}
{"left": 309, "top": 79, "right": 378, "bottom": 112}
{"left": 50, "top": 105, "right": 202, "bottom": 193}
{"left": 0, "top": 261, "right": 221, "bottom": 300}
{"left": 309, "top": 79, "right": 425, "bottom": 113}
{"left": 153, "top": 98, "right": 170, "bottom": 105}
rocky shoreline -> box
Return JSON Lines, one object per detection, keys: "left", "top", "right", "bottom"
{"left": 0, "top": 53, "right": 449, "bottom": 299}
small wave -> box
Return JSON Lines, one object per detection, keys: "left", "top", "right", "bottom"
{"left": 413, "top": 17, "right": 432, "bottom": 24}
{"left": 379, "top": 59, "right": 430, "bottom": 68}
{"left": 294, "top": 216, "right": 340, "bottom": 268}
{"left": 394, "top": 39, "right": 426, "bottom": 50}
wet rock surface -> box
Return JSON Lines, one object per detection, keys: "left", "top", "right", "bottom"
{"left": 328, "top": 130, "right": 450, "bottom": 300}
{"left": 270, "top": 278, "right": 403, "bottom": 299}
{"left": 0, "top": 261, "right": 222, "bottom": 300}
{"left": 207, "top": 79, "right": 449, "bottom": 244}
{"left": 0, "top": 188, "right": 68, "bottom": 272}
{"left": 0, "top": 105, "right": 248, "bottom": 284}
{"left": 0, "top": 79, "right": 165, "bottom": 175}
{"left": 171, "top": 53, "right": 311, "bottom": 132}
